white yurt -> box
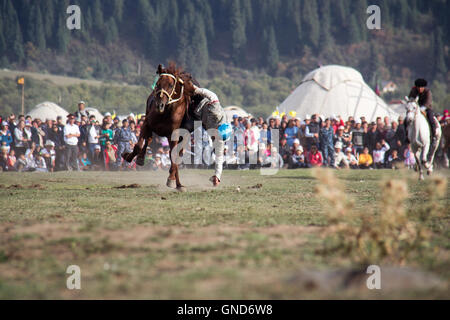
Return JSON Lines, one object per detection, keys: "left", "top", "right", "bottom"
{"left": 85, "top": 107, "right": 104, "bottom": 122}
{"left": 224, "top": 106, "right": 252, "bottom": 122}
{"left": 27, "top": 101, "right": 69, "bottom": 121}
{"left": 278, "top": 65, "right": 400, "bottom": 122}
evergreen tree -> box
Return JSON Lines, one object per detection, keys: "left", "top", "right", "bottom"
{"left": 348, "top": 15, "right": 361, "bottom": 44}
{"left": 230, "top": 0, "right": 247, "bottom": 66}
{"left": 241, "top": 0, "right": 253, "bottom": 33}
{"left": 85, "top": 7, "right": 93, "bottom": 33}
{"left": 41, "top": 0, "right": 55, "bottom": 43}
{"left": 379, "top": 0, "right": 391, "bottom": 27}
{"left": 332, "top": 0, "right": 348, "bottom": 28}
{"left": 189, "top": 16, "right": 209, "bottom": 77}
{"left": 0, "top": 12, "right": 6, "bottom": 59}
{"left": 352, "top": 0, "right": 368, "bottom": 41}
{"left": 393, "top": 0, "right": 409, "bottom": 28}
{"left": 35, "top": 5, "right": 46, "bottom": 50}
{"left": 176, "top": 15, "right": 191, "bottom": 69}
{"left": 369, "top": 42, "right": 381, "bottom": 87}
{"left": 104, "top": 17, "right": 119, "bottom": 45}
{"left": 302, "top": 0, "right": 320, "bottom": 50}
{"left": 112, "top": 0, "right": 125, "bottom": 23}
{"left": 265, "top": 27, "right": 279, "bottom": 75}
{"left": 318, "top": 0, "right": 334, "bottom": 51}
{"left": 53, "top": 0, "right": 70, "bottom": 53}
{"left": 92, "top": 0, "right": 104, "bottom": 31}
{"left": 2, "top": 0, "right": 24, "bottom": 63}
{"left": 137, "top": 0, "right": 159, "bottom": 60}
{"left": 433, "top": 28, "right": 447, "bottom": 81}
{"left": 25, "top": 3, "right": 37, "bottom": 44}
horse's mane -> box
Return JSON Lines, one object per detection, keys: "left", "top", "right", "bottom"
{"left": 158, "top": 62, "right": 197, "bottom": 119}
{"left": 161, "top": 62, "right": 196, "bottom": 97}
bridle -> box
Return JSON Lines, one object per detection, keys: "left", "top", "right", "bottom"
{"left": 155, "top": 73, "right": 184, "bottom": 105}
{"left": 405, "top": 100, "right": 419, "bottom": 124}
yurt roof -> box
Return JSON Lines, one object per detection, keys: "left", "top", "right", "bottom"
{"left": 85, "top": 107, "right": 104, "bottom": 122}
{"left": 27, "top": 101, "right": 69, "bottom": 121}
{"left": 224, "top": 106, "right": 251, "bottom": 122}
{"left": 278, "top": 65, "right": 400, "bottom": 122}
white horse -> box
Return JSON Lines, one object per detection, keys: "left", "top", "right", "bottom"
{"left": 404, "top": 97, "right": 442, "bottom": 180}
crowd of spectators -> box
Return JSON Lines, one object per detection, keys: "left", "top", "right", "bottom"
{"left": 225, "top": 110, "right": 450, "bottom": 170}
{"left": 1, "top": 101, "right": 449, "bottom": 173}
{"left": 0, "top": 101, "right": 172, "bottom": 172}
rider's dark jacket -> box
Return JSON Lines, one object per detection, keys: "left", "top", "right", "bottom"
{"left": 407, "top": 86, "right": 436, "bottom": 136}
{"left": 408, "top": 87, "right": 432, "bottom": 109}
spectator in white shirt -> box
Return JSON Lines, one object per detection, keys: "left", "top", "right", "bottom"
{"left": 334, "top": 141, "right": 349, "bottom": 169}
{"left": 344, "top": 147, "right": 358, "bottom": 169}
{"left": 372, "top": 140, "right": 390, "bottom": 169}
{"left": 64, "top": 114, "right": 81, "bottom": 171}
{"left": 86, "top": 115, "right": 100, "bottom": 160}
{"left": 14, "top": 120, "right": 29, "bottom": 156}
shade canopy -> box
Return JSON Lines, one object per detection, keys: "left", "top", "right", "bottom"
{"left": 27, "top": 102, "right": 69, "bottom": 121}
{"left": 224, "top": 106, "right": 251, "bottom": 122}
{"left": 85, "top": 107, "right": 104, "bottom": 122}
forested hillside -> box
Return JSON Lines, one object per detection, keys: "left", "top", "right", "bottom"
{"left": 0, "top": 0, "right": 449, "bottom": 116}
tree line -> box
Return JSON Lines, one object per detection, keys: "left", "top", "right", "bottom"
{"left": 0, "top": 0, "right": 448, "bottom": 80}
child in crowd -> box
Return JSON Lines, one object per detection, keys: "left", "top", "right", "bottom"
{"left": 290, "top": 146, "right": 306, "bottom": 169}
{"left": 306, "top": 145, "right": 323, "bottom": 167}
{"left": 79, "top": 152, "right": 92, "bottom": 171}
{"left": 359, "top": 147, "right": 373, "bottom": 169}
{"left": 372, "top": 140, "right": 390, "bottom": 169}
{"left": 35, "top": 153, "right": 48, "bottom": 172}
{"left": 403, "top": 144, "right": 416, "bottom": 169}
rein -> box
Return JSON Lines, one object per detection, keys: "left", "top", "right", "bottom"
{"left": 155, "top": 73, "right": 185, "bottom": 105}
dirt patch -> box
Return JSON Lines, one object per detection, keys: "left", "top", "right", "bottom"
{"left": 28, "top": 184, "right": 46, "bottom": 189}
{"left": 7, "top": 184, "right": 24, "bottom": 189}
{"left": 285, "top": 267, "right": 447, "bottom": 294}
{"left": 114, "top": 184, "right": 142, "bottom": 189}
{"left": 248, "top": 183, "right": 263, "bottom": 189}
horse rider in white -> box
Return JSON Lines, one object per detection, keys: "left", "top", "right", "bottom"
{"left": 192, "top": 85, "right": 229, "bottom": 187}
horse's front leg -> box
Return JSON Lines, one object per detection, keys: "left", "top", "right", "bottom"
{"left": 414, "top": 148, "right": 424, "bottom": 180}
{"left": 122, "top": 137, "right": 143, "bottom": 163}
{"left": 136, "top": 137, "right": 152, "bottom": 166}
{"left": 167, "top": 140, "right": 186, "bottom": 192}
{"left": 167, "top": 140, "right": 178, "bottom": 189}
{"left": 123, "top": 125, "right": 150, "bottom": 164}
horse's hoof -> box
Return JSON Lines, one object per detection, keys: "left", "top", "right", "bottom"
{"left": 176, "top": 186, "right": 187, "bottom": 193}
{"left": 136, "top": 157, "right": 145, "bottom": 166}
{"left": 166, "top": 178, "right": 177, "bottom": 189}
{"left": 122, "top": 152, "right": 132, "bottom": 162}
{"left": 427, "top": 169, "right": 432, "bottom": 176}
{"left": 419, "top": 174, "right": 425, "bottom": 181}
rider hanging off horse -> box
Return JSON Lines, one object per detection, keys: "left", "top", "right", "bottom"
{"left": 122, "top": 62, "right": 231, "bottom": 189}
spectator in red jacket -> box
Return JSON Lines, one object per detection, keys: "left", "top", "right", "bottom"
{"left": 103, "top": 140, "right": 118, "bottom": 171}
{"left": 306, "top": 144, "right": 323, "bottom": 168}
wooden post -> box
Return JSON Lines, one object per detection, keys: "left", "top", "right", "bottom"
{"left": 21, "top": 82, "right": 25, "bottom": 115}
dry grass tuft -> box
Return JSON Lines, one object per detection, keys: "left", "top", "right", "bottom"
{"left": 313, "top": 169, "right": 447, "bottom": 265}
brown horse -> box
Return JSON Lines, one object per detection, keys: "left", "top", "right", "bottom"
{"left": 123, "top": 63, "right": 196, "bottom": 191}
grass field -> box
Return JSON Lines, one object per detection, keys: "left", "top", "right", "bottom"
{"left": 0, "top": 169, "right": 449, "bottom": 299}
{"left": 0, "top": 69, "right": 139, "bottom": 88}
